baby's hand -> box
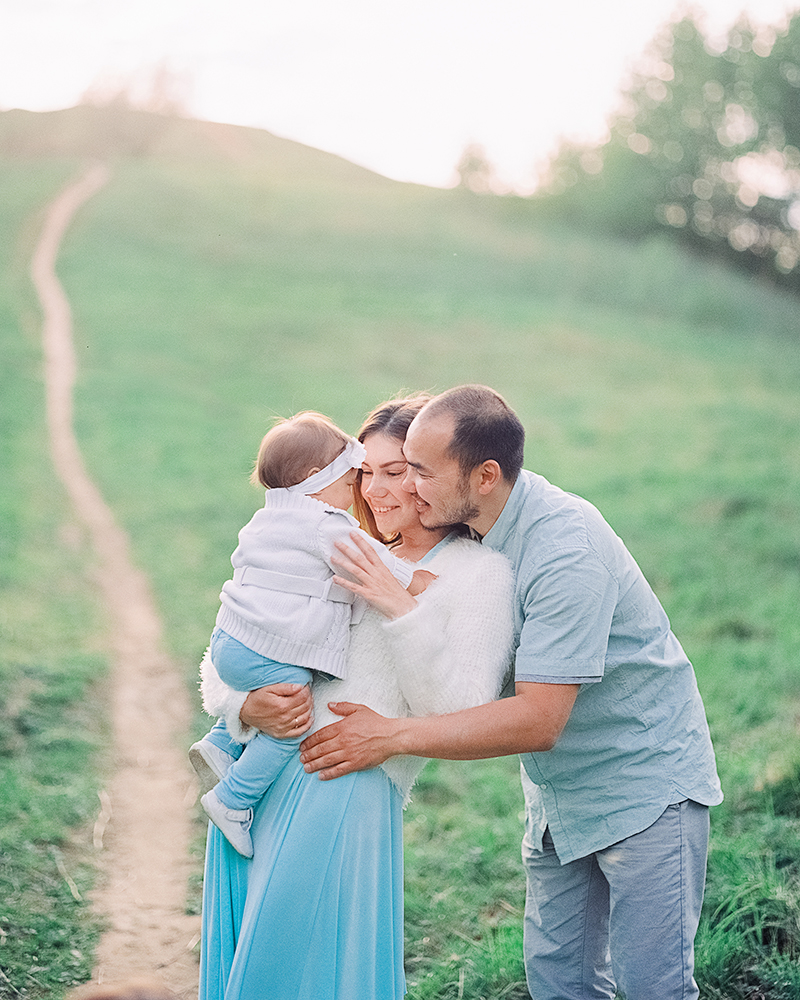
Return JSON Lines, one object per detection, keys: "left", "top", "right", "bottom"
{"left": 408, "top": 569, "right": 437, "bottom": 596}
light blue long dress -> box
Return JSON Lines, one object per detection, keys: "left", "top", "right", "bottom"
{"left": 198, "top": 533, "right": 512, "bottom": 1000}
{"left": 199, "top": 753, "right": 405, "bottom": 1000}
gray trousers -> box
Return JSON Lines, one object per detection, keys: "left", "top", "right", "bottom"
{"left": 522, "top": 799, "right": 710, "bottom": 1000}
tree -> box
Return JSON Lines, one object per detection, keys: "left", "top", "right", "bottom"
{"left": 456, "top": 142, "right": 495, "bottom": 193}
{"left": 538, "top": 11, "right": 800, "bottom": 292}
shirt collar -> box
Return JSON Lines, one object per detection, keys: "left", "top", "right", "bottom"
{"left": 482, "top": 471, "right": 529, "bottom": 549}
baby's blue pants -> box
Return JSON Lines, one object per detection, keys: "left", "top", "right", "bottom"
{"left": 205, "top": 628, "right": 312, "bottom": 811}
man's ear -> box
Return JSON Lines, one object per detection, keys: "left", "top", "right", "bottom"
{"left": 475, "top": 460, "right": 503, "bottom": 494}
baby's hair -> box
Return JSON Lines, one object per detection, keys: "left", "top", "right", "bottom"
{"left": 250, "top": 411, "right": 351, "bottom": 489}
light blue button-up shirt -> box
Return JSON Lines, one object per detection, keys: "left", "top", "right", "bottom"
{"left": 483, "top": 471, "right": 722, "bottom": 864}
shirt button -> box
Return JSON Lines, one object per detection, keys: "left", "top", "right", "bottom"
{"left": 541, "top": 783, "right": 548, "bottom": 790}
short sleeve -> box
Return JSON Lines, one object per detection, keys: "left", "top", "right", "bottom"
{"left": 514, "top": 544, "right": 619, "bottom": 682}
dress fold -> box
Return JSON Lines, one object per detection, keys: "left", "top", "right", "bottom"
{"left": 200, "top": 754, "right": 405, "bottom": 1000}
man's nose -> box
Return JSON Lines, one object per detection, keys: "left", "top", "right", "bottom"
{"left": 401, "top": 469, "right": 416, "bottom": 494}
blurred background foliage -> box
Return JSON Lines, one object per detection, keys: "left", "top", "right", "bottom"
{"left": 536, "top": 9, "right": 800, "bottom": 295}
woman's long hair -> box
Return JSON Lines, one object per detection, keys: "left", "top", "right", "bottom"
{"left": 353, "top": 394, "right": 430, "bottom": 545}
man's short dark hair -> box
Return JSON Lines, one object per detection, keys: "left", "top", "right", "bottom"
{"left": 424, "top": 384, "right": 524, "bottom": 482}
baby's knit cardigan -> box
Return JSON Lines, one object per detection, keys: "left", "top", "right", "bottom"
{"left": 200, "top": 535, "right": 516, "bottom": 806}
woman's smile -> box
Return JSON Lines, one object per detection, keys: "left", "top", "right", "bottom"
{"left": 360, "top": 432, "right": 421, "bottom": 537}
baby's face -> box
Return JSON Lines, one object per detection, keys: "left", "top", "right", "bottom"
{"left": 315, "top": 467, "right": 358, "bottom": 510}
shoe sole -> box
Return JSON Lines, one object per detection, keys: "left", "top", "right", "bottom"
{"left": 189, "top": 745, "right": 223, "bottom": 794}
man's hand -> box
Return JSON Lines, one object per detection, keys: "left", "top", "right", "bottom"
{"left": 300, "top": 702, "right": 400, "bottom": 779}
{"left": 241, "top": 683, "right": 313, "bottom": 739}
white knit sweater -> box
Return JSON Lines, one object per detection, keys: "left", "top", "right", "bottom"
{"left": 200, "top": 533, "right": 516, "bottom": 805}
{"left": 216, "top": 488, "right": 413, "bottom": 678}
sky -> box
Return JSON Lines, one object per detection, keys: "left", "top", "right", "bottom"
{"left": 1, "top": 0, "right": 797, "bottom": 192}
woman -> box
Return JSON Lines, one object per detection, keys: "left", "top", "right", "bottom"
{"left": 198, "top": 396, "right": 515, "bottom": 1000}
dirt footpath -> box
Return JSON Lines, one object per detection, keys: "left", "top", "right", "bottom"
{"left": 31, "top": 164, "right": 201, "bottom": 999}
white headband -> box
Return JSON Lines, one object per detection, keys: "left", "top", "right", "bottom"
{"left": 285, "top": 438, "right": 367, "bottom": 495}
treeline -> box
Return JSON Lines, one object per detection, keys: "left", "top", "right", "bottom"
{"left": 536, "top": 10, "right": 800, "bottom": 295}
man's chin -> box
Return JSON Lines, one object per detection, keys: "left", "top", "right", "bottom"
{"left": 420, "top": 512, "right": 463, "bottom": 533}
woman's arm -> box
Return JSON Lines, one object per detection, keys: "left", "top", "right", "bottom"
{"left": 331, "top": 534, "right": 515, "bottom": 715}
{"left": 384, "top": 546, "right": 515, "bottom": 716}
{"left": 200, "top": 649, "right": 313, "bottom": 741}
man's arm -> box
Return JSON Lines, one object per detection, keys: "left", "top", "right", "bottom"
{"left": 299, "top": 681, "right": 579, "bottom": 778}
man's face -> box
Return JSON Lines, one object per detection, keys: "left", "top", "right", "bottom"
{"left": 402, "top": 413, "right": 479, "bottom": 528}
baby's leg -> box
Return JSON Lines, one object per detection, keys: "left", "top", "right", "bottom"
{"left": 212, "top": 660, "right": 311, "bottom": 809}
{"left": 199, "top": 634, "right": 312, "bottom": 853}
{"left": 190, "top": 719, "right": 243, "bottom": 794}
{"left": 201, "top": 719, "right": 308, "bottom": 858}
{"left": 204, "top": 718, "right": 244, "bottom": 759}
{"left": 213, "top": 728, "right": 303, "bottom": 810}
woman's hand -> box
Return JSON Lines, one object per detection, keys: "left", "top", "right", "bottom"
{"left": 332, "top": 533, "right": 421, "bottom": 620}
{"left": 240, "top": 683, "right": 313, "bottom": 739}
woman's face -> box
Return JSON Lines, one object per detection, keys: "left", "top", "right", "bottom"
{"left": 360, "top": 432, "right": 421, "bottom": 537}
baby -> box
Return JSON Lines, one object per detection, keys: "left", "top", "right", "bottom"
{"left": 189, "top": 411, "right": 417, "bottom": 857}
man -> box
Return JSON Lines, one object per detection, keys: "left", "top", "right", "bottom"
{"left": 264, "top": 384, "right": 722, "bottom": 999}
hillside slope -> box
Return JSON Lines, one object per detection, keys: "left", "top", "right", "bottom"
{"left": 2, "top": 103, "right": 800, "bottom": 999}
{"left": 3, "top": 103, "right": 799, "bottom": 339}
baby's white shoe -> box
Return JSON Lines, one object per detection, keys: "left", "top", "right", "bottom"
{"left": 201, "top": 789, "right": 254, "bottom": 858}
{"left": 189, "top": 739, "right": 236, "bottom": 794}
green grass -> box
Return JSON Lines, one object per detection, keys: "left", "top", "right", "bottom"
{"left": 403, "top": 758, "right": 529, "bottom": 998}
{"left": 2, "top": 106, "right": 800, "bottom": 998}
{"left": 0, "top": 160, "right": 105, "bottom": 998}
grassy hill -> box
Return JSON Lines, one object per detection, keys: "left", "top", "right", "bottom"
{"left": 2, "top": 104, "right": 800, "bottom": 998}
